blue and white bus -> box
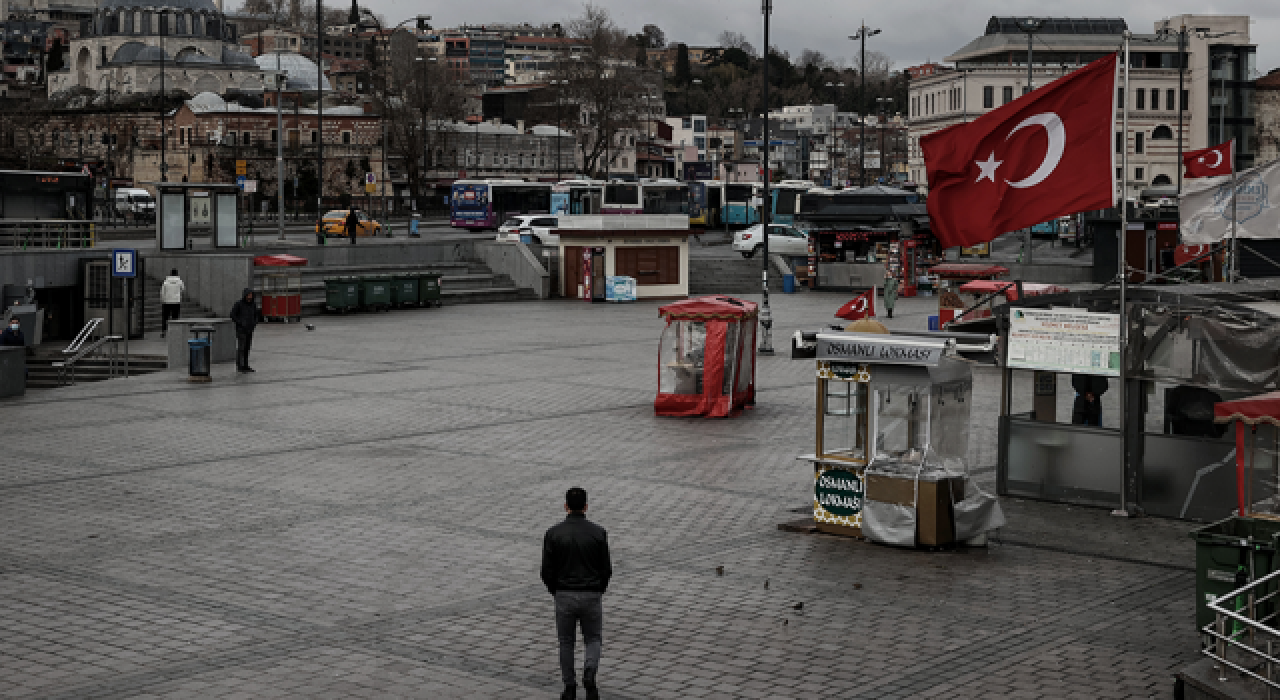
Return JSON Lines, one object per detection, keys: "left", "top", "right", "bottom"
{"left": 602, "top": 179, "right": 689, "bottom": 216}
{"left": 723, "top": 183, "right": 761, "bottom": 227}
{"left": 451, "top": 179, "right": 552, "bottom": 230}
{"left": 551, "top": 179, "right": 605, "bottom": 216}
{"left": 770, "top": 180, "right": 816, "bottom": 227}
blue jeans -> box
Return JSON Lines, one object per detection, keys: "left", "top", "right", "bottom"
{"left": 555, "top": 591, "right": 602, "bottom": 685}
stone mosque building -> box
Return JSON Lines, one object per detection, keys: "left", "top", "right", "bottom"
{"left": 47, "top": 0, "right": 263, "bottom": 97}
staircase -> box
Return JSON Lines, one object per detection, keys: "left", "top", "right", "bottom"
{"left": 253, "top": 260, "right": 534, "bottom": 316}
{"left": 689, "top": 257, "right": 784, "bottom": 296}
{"left": 24, "top": 353, "right": 168, "bottom": 389}
{"left": 143, "top": 275, "right": 215, "bottom": 334}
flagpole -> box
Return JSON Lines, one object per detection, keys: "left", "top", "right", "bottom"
{"left": 1230, "top": 139, "right": 1239, "bottom": 283}
{"left": 1114, "top": 32, "right": 1132, "bottom": 517}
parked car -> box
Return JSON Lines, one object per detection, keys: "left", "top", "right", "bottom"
{"left": 733, "top": 224, "right": 810, "bottom": 258}
{"left": 316, "top": 210, "right": 382, "bottom": 237}
{"left": 497, "top": 215, "right": 560, "bottom": 245}
{"left": 113, "top": 187, "right": 155, "bottom": 221}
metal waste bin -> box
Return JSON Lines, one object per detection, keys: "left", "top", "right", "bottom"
{"left": 324, "top": 276, "right": 360, "bottom": 313}
{"left": 417, "top": 273, "right": 442, "bottom": 307}
{"left": 1191, "top": 516, "right": 1280, "bottom": 631}
{"left": 390, "top": 275, "right": 420, "bottom": 308}
{"left": 187, "top": 325, "right": 214, "bottom": 382}
{"left": 410, "top": 217, "right": 420, "bottom": 238}
{"left": 358, "top": 274, "right": 392, "bottom": 311}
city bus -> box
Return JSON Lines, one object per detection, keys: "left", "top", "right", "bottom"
{"left": 602, "top": 179, "right": 689, "bottom": 215}
{"left": 723, "top": 183, "right": 761, "bottom": 227}
{"left": 770, "top": 180, "right": 816, "bottom": 227}
{"left": 688, "top": 181, "right": 724, "bottom": 228}
{"left": 551, "top": 179, "right": 604, "bottom": 216}
{"left": 450, "top": 179, "right": 552, "bottom": 229}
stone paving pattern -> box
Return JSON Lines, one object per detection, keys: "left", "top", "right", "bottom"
{"left": 0, "top": 292, "right": 1197, "bottom": 698}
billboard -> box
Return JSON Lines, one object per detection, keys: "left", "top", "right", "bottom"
{"left": 683, "top": 162, "right": 713, "bottom": 181}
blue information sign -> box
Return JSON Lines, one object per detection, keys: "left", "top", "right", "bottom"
{"left": 111, "top": 249, "right": 137, "bottom": 278}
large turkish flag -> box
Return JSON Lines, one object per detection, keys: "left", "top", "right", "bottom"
{"left": 922, "top": 53, "right": 1118, "bottom": 249}
{"left": 1183, "top": 140, "right": 1234, "bottom": 178}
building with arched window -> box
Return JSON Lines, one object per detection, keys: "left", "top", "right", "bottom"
{"left": 47, "top": 0, "right": 262, "bottom": 98}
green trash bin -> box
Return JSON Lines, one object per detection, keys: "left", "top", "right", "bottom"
{"left": 417, "top": 273, "right": 442, "bottom": 308}
{"left": 390, "top": 275, "right": 420, "bottom": 308}
{"left": 1190, "top": 516, "right": 1280, "bottom": 631}
{"left": 323, "top": 276, "right": 360, "bottom": 313}
{"left": 358, "top": 274, "right": 393, "bottom": 311}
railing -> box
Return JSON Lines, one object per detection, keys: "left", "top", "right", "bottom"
{"left": 0, "top": 220, "right": 95, "bottom": 248}
{"left": 1202, "top": 567, "right": 1280, "bottom": 694}
{"left": 53, "top": 334, "right": 125, "bottom": 386}
{"left": 63, "top": 319, "right": 103, "bottom": 356}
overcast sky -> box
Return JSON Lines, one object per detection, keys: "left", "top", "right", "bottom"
{"left": 368, "top": 0, "right": 1280, "bottom": 75}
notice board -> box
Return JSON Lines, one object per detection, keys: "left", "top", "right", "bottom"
{"left": 1007, "top": 308, "right": 1120, "bottom": 376}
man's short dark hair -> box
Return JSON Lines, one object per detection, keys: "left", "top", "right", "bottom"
{"left": 171, "top": 268, "right": 178, "bottom": 276}
{"left": 566, "top": 487, "right": 587, "bottom": 512}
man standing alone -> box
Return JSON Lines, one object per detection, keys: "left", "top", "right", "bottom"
{"left": 229, "top": 288, "right": 257, "bottom": 372}
{"left": 542, "top": 488, "right": 611, "bottom": 700}
{"left": 159, "top": 268, "right": 185, "bottom": 338}
{"left": 345, "top": 208, "right": 360, "bottom": 245}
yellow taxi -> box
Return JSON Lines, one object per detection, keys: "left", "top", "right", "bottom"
{"left": 316, "top": 210, "right": 382, "bottom": 237}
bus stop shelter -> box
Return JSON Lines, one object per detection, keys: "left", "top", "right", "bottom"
{"left": 145, "top": 182, "right": 242, "bottom": 250}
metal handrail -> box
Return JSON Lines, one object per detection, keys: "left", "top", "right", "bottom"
{"left": 54, "top": 334, "right": 123, "bottom": 386}
{"left": 63, "top": 318, "right": 102, "bottom": 354}
{"left": 1202, "top": 567, "right": 1280, "bottom": 693}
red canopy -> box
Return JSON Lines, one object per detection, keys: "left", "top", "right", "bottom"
{"left": 659, "top": 296, "right": 758, "bottom": 321}
{"left": 1215, "top": 392, "right": 1280, "bottom": 426}
{"left": 929, "top": 263, "right": 1010, "bottom": 280}
{"left": 253, "top": 254, "right": 308, "bottom": 267}
{"left": 959, "top": 280, "right": 1068, "bottom": 301}
{"left": 1173, "top": 244, "right": 1215, "bottom": 268}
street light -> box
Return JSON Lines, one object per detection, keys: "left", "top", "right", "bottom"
{"left": 760, "top": 0, "right": 775, "bottom": 355}
{"left": 850, "top": 23, "right": 881, "bottom": 187}
{"left": 876, "top": 96, "right": 893, "bottom": 184}
{"left": 273, "top": 49, "right": 286, "bottom": 240}
{"left": 549, "top": 79, "right": 569, "bottom": 180}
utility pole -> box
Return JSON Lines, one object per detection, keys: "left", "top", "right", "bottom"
{"left": 160, "top": 14, "right": 167, "bottom": 182}
{"left": 275, "top": 50, "right": 285, "bottom": 240}
{"left": 850, "top": 23, "right": 880, "bottom": 188}
{"left": 1016, "top": 18, "right": 1044, "bottom": 264}
{"left": 758, "top": 0, "right": 774, "bottom": 355}
{"left": 316, "top": 0, "right": 324, "bottom": 226}
{"left": 1116, "top": 30, "right": 1133, "bottom": 517}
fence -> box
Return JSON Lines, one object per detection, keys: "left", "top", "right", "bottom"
{"left": 1202, "top": 567, "right": 1280, "bottom": 695}
{"left": 0, "top": 220, "right": 95, "bottom": 248}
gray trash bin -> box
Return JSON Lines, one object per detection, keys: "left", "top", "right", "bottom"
{"left": 188, "top": 338, "right": 210, "bottom": 376}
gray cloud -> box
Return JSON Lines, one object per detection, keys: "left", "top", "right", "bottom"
{"left": 360, "top": 0, "right": 1280, "bottom": 75}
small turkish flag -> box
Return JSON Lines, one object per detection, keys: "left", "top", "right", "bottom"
{"left": 922, "top": 53, "right": 1117, "bottom": 250}
{"left": 835, "top": 289, "right": 875, "bottom": 321}
{"left": 1183, "top": 140, "right": 1234, "bottom": 178}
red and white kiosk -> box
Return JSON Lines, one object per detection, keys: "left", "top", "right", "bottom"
{"left": 655, "top": 296, "right": 757, "bottom": 417}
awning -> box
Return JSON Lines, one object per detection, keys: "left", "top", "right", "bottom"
{"left": 930, "top": 263, "right": 1010, "bottom": 280}
{"left": 1215, "top": 391, "right": 1280, "bottom": 426}
{"left": 660, "top": 296, "right": 758, "bottom": 321}
{"left": 959, "top": 280, "right": 1067, "bottom": 301}
{"left": 253, "top": 254, "right": 308, "bottom": 267}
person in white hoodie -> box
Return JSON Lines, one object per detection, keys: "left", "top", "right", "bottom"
{"left": 160, "top": 269, "right": 185, "bottom": 338}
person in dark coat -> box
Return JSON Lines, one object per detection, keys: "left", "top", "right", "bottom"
{"left": 229, "top": 288, "right": 258, "bottom": 372}
{"left": 0, "top": 317, "right": 24, "bottom": 347}
{"left": 542, "top": 487, "right": 611, "bottom": 700}
{"left": 1071, "top": 374, "right": 1109, "bottom": 426}
{"left": 344, "top": 208, "right": 360, "bottom": 245}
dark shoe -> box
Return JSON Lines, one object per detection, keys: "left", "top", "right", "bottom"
{"left": 560, "top": 684, "right": 577, "bottom": 700}
{"left": 583, "top": 668, "right": 598, "bottom": 700}
{"left": 244, "top": 367, "right": 256, "bottom": 372}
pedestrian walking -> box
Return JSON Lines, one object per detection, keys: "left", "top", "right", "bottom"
{"left": 229, "top": 288, "right": 257, "bottom": 373}
{"left": 882, "top": 271, "right": 899, "bottom": 319}
{"left": 159, "top": 268, "right": 185, "bottom": 338}
{"left": 345, "top": 208, "right": 360, "bottom": 245}
{"left": 542, "top": 487, "right": 611, "bottom": 700}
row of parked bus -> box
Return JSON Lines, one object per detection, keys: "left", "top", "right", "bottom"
{"left": 448, "top": 178, "right": 829, "bottom": 231}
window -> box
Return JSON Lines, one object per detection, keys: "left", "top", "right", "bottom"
{"left": 1135, "top": 167, "right": 1145, "bottom": 181}
{"left": 1152, "top": 125, "right": 1174, "bottom": 140}
{"left": 1151, "top": 88, "right": 1160, "bottom": 110}
{"left": 1002, "top": 86, "right": 1013, "bottom": 105}
{"left": 693, "top": 119, "right": 705, "bottom": 133}
{"left": 1152, "top": 174, "right": 1172, "bottom": 186}
{"left": 983, "top": 86, "right": 994, "bottom": 109}
{"left": 682, "top": 117, "right": 691, "bottom": 129}
{"left": 242, "top": 131, "right": 251, "bottom": 146}
{"left": 1115, "top": 132, "right": 1122, "bottom": 153}
{"left": 1117, "top": 87, "right": 1124, "bottom": 108}
{"left": 1135, "top": 132, "right": 1144, "bottom": 154}
{"left": 1166, "top": 89, "right": 1176, "bottom": 112}
{"left": 311, "top": 130, "right": 317, "bottom": 143}
{"left": 693, "top": 136, "right": 705, "bottom": 150}
{"left": 341, "top": 131, "right": 351, "bottom": 144}
{"left": 1135, "top": 89, "right": 1144, "bottom": 110}
{"left": 1116, "top": 167, "right": 1123, "bottom": 180}
{"left": 1181, "top": 89, "right": 1189, "bottom": 111}
{"left": 270, "top": 129, "right": 278, "bottom": 143}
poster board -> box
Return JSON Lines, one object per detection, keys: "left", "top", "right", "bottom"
{"left": 1006, "top": 308, "right": 1120, "bottom": 376}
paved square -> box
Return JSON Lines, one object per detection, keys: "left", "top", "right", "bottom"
{"left": 0, "top": 292, "right": 1196, "bottom": 698}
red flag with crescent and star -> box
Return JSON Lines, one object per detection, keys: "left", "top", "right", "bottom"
{"left": 834, "top": 289, "right": 875, "bottom": 321}
{"left": 1183, "top": 140, "right": 1234, "bottom": 178}
{"left": 921, "top": 53, "right": 1118, "bottom": 250}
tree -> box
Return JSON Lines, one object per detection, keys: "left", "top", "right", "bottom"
{"left": 639, "top": 24, "right": 665, "bottom": 49}
{"left": 558, "top": 3, "right": 652, "bottom": 178}
{"left": 717, "top": 30, "right": 755, "bottom": 57}
{"left": 674, "top": 43, "right": 691, "bottom": 86}
{"left": 374, "top": 55, "right": 466, "bottom": 200}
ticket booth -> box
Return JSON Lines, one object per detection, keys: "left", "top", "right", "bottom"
{"left": 148, "top": 182, "right": 241, "bottom": 250}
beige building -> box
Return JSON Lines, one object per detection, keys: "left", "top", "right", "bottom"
{"left": 1256, "top": 71, "right": 1280, "bottom": 165}
{"left": 47, "top": 0, "right": 263, "bottom": 97}
{"left": 907, "top": 15, "right": 1257, "bottom": 198}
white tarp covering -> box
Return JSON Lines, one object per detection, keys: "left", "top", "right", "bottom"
{"left": 1180, "top": 159, "right": 1280, "bottom": 243}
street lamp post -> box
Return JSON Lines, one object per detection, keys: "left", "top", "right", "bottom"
{"left": 876, "top": 97, "right": 893, "bottom": 183}
{"left": 759, "top": 0, "right": 775, "bottom": 355}
{"left": 415, "top": 54, "right": 437, "bottom": 207}
{"left": 1016, "top": 18, "right": 1044, "bottom": 264}
{"left": 274, "top": 50, "right": 285, "bottom": 240}
{"left": 160, "top": 13, "right": 167, "bottom": 182}
{"left": 550, "top": 79, "right": 568, "bottom": 180}
{"left": 850, "top": 23, "right": 881, "bottom": 188}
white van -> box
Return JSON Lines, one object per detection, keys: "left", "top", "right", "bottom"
{"left": 113, "top": 188, "right": 155, "bottom": 219}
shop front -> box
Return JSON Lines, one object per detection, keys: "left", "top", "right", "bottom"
{"left": 557, "top": 230, "right": 692, "bottom": 300}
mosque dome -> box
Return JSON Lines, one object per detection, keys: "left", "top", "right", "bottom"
{"left": 134, "top": 45, "right": 172, "bottom": 62}
{"left": 254, "top": 52, "right": 331, "bottom": 91}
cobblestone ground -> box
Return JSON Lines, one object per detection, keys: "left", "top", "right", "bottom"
{"left": 0, "top": 292, "right": 1196, "bottom": 699}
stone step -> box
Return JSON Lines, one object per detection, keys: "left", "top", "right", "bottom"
{"left": 25, "top": 356, "right": 168, "bottom": 389}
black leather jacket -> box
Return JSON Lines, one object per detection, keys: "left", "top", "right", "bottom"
{"left": 541, "top": 513, "right": 612, "bottom": 594}
{"left": 230, "top": 288, "right": 258, "bottom": 334}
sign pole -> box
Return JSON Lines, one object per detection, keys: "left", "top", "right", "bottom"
{"left": 1115, "top": 33, "right": 1132, "bottom": 517}
{"left": 1230, "top": 139, "right": 1239, "bottom": 283}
